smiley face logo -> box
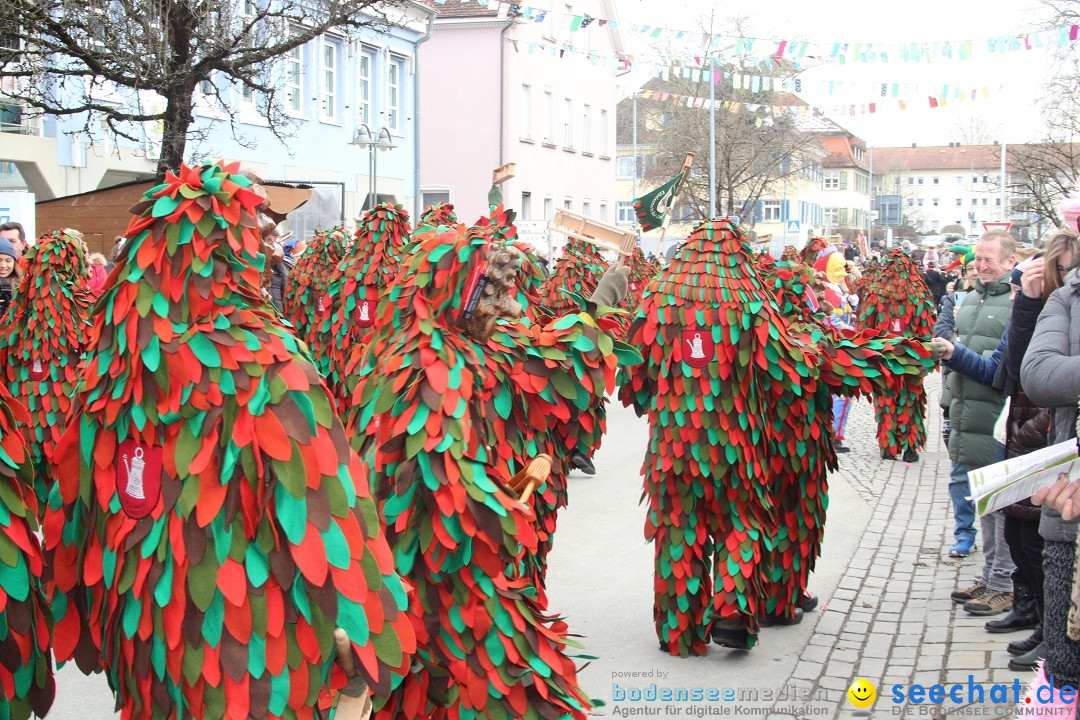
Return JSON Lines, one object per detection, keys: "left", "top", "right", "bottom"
{"left": 847, "top": 678, "right": 876, "bottom": 708}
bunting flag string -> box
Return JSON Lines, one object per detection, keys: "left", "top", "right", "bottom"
{"left": 506, "top": 38, "right": 1003, "bottom": 102}
{"left": 467, "top": 0, "right": 1080, "bottom": 66}
{"left": 634, "top": 85, "right": 995, "bottom": 117}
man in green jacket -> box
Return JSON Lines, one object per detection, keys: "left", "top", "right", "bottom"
{"left": 946, "top": 231, "right": 1017, "bottom": 615}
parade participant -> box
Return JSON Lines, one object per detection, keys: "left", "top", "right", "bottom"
{"left": 43, "top": 162, "right": 415, "bottom": 719}
{"left": 0, "top": 230, "right": 92, "bottom": 515}
{"left": 346, "top": 221, "right": 630, "bottom": 720}
{"left": 614, "top": 246, "right": 662, "bottom": 339}
{"left": 281, "top": 226, "right": 350, "bottom": 352}
{"left": 813, "top": 246, "right": 858, "bottom": 453}
{"left": 316, "top": 203, "right": 410, "bottom": 410}
{"left": 0, "top": 382, "right": 53, "bottom": 720}
{"left": 620, "top": 217, "right": 801, "bottom": 654}
{"left": 857, "top": 248, "right": 937, "bottom": 462}
{"left": 536, "top": 237, "right": 611, "bottom": 475}
{"left": 622, "top": 219, "right": 934, "bottom": 655}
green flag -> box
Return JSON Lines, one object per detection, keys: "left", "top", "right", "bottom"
{"left": 633, "top": 172, "right": 685, "bottom": 232}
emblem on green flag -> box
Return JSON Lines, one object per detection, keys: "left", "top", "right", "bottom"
{"left": 633, "top": 172, "right": 685, "bottom": 232}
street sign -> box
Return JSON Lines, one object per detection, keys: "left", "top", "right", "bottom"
{"left": 868, "top": 211, "right": 879, "bottom": 220}
{"left": 785, "top": 219, "right": 801, "bottom": 234}
{"left": 982, "top": 221, "right": 1013, "bottom": 233}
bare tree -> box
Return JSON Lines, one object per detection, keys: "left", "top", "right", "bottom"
{"left": 621, "top": 63, "right": 820, "bottom": 227}
{"left": 0, "top": 0, "right": 408, "bottom": 179}
{"left": 950, "top": 116, "right": 1000, "bottom": 146}
{"left": 1004, "top": 142, "right": 1080, "bottom": 230}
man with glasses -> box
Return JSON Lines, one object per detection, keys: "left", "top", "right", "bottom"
{"left": 946, "top": 231, "right": 1018, "bottom": 617}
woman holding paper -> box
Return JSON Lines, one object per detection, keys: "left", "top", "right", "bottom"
{"left": 1019, "top": 217, "right": 1080, "bottom": 706}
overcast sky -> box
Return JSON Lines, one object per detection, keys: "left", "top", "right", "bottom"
{"left": 613, "top": 0, "right": 1064, "bottom": 147}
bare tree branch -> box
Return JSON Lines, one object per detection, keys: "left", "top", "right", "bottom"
{"left": 0, "top": 0, "right": 410, "bottom": 178}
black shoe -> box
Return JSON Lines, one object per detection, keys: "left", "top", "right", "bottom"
{"left": 570, "top": 452, "right": 595, "bottom": 476}
{"left": 1008, "top": 642, "right": 1045, "bottom": 671}
{"left": 985, "top": 609, "right": 1040, "bottom": 634}
{"left": 800, "top": 591, "right": 819, "bottom": 612}
{"left": 759, "top": 607, "right": 804, "bottom": 627}
{"left": 710, "top": 626, "right": 751, "bottom": 650}
{"left": 1007, "top": 627, "right": 1042, "bottom": 656}
{"left": 834, "top": 442, "right": 850, "bottom": 454}
{"left": 903, "top": 448, "right": 919, "bottom": 463}
{"left": 882, "top": 450, "right": 896, "bottom": 461}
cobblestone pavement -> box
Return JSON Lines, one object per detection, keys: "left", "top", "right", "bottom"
{"left": 770, "top": 372, "right": 1033, "bottom": 720}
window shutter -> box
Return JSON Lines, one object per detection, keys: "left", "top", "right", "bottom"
{"left": 839, "top": 208, "right": 849, "bottom": 225}
{"left": 753, "top": 201, "right": 763, "bottom": 223}
{"left": 782, "top": 200, "right": 789, "bottom": 221}
{"left": 840, "top": 172, "right": 848, "bottom": 189}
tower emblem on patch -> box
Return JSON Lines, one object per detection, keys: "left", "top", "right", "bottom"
{"left": 682, "top": 329, "right": 713, "bottom": 369}
{"left": 29, "top": 358, "right": 47, "bottom": 381}
{"left": 357, "top": 287, "right": 374, "bottom": 328}
{"left": 117, "top": 439, "right": 163, "bottom": 519}
{"left": 890, "top": 318, "right": 902, "bottom": 333}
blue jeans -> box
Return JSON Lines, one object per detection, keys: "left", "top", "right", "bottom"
{"left": 832, "top": 396, "right": 852, "bottom": 439}
{"left": 949, "top": 462, "right": 976, "bottom": 543}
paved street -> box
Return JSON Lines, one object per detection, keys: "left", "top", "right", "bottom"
{"left": 48, "top": 372, "right": 1030, "bottom": 718}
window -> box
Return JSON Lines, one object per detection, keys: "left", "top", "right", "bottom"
{"left": 983, "top": 175, "right": 991, "bottom": 183}
{"left": 599, "top": 109, "right": 608, "bottom": 155}
{"left": 972, "top": 175, "right": 979, "bottom": 184}
{"left": 200, "top": 79, "right": 213, "bottom": 95}
{"left": 543, "top": 90, "right": 554, "bottom": 143}
{"left": 521, "top": 192, "right": 532, "bottom": 220}
{"left": 908, "top": 177, "right": 914, "bottom": 185}
{"left": 916, "top": 198, "right": 924, "bottom": 207}
{"left": 617, "top": 156, "right": 637, "bottom": 178}
{"left": 242, "top": 0, "right": 257, "bottom": 16}
{"left": 956, "top": 175, "right": 964, "bottom": 184}
{"left": 932, "top": 220, "right": 941, "bottom": 231}
{"left": 824, "top": 171, "right": 841, "bottom": 190}
{"left": 956, "top": 198, "right": 963, "bottom": 207}
{"left": 933, "top": 198, "right": 939, "bottom": 207}
{"left": 763, "top": 200, "right": 783, "bottom": 221}
{"left": 996, "top": 198, "right": 1002, "bottom": 206}
{"left": 544, "top": 197, "right": 554, "bottom": 221}
{"left": 982, "top": 198, "right": 988, "bottom": 206}
{"left": 285, "top": 43, "right": 302, "bottom": 114}
{"left": 933, "top": 176, "right": 940, "bottom": 185}
{"left": 823, "top": 208, "right": 840, "bottom": 226}
{"left": 421, "top": 190, "right": 451, "bottom": 207}
{"left": 599, "top": 201, "right": 607, "bottom": 221}
{"left": 521, "top": 84, "right": 532, "bottom": 140}
{"left": 357, "top": 49, "right": 373, "bottom": 125}
{"left": 616, "top": 201, "right": 635, "bottom": 224}
{"left": 321, "top": 40, "right": 337, "bottom": 121}
{"left": 564, "top": 197, "right": 573, "bottom": 211}
{"left": 240, "top": 83, "right": 255, "bottom": 106}
{"left": 583, "top": 200, "right": 591, "bottom": 217}
{"left": 387, "top": 56, "right": 404, "bottom": 132}
{"left": 563, "top": 97, "right": 573, "bottom": 148}
{"left": 582, "top": 103, "right": 592, "bottom": 152}
{"left": 907, "top": 199, "right": 913, "bottom": 207}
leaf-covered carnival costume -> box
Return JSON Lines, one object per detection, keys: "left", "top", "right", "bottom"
{"left": 857, "top": 249, "right": 936, "bottom": 457}
{"left": 619, "top": 219, "right": 932, "bottom": 655}
{"left": 0, "top": 384, "right": 54, "bottom": 720}
{"left": 346, "top": 222, "right": 601, "bottom": 720}
{"left": 281, "top": 226, "right": 350, "bottom": 352}
{"left": 613, "top": 247, "right": 660, "bottom": 339}
{"left": 316, "top": 204, "right": 410, "bottom": 410}
{"left": 618, "top": 218, "right": 790, "bottom": 654}
{"left": 0, "top": 229, "right": 93, "bottom": 516}
{"left": 43, "top": 163, "right": 415, "bottom": 719}
{"left": 537, "top": 237, "right": 609, "bottom": 316}
{"left": 416, "top": 203, "right": 458, "bottom": 231}
{"left": 755, "top": 252, "right": 933, "bottom": 624}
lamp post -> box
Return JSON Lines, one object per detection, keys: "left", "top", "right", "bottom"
{"left": 351, "top": 123, "right": 396, "bottom": 211}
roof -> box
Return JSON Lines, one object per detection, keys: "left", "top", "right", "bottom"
{"left": 819, "top": 135, "right": 869, "bottom": 171}
{"left": 871, "top": 145, "right": 1002, "bottom": 172}
{"left": 429, "top": 0, "right": 499, "bottom": 18}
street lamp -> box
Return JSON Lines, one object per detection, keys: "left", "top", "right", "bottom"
{"left": 351, "top": 123, "right": 396, "bottom": 210}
